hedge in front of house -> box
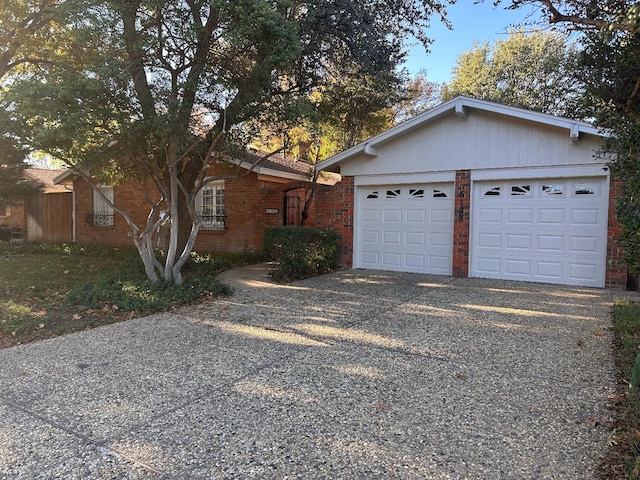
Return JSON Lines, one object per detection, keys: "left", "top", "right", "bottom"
{"left": 264, "top": 226, "right": 339, "bottom": 281}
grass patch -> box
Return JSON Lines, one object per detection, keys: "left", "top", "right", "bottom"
{"left": 0, "top": 300, "right": 45, "bottom": 339}
{"left": 600, "top": 300, "right": 640, "bottom": 479}
{"left": 0, "top": 242, "right": 263, "bottom": 347}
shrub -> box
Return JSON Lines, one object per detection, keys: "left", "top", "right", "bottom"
{"left": 66, "top": 274, "right": 231, "bottom": 313}
{"left": 264, "top": 226, "right": 339, "bottom": 281}
{"left": 0, "top": 224, "right": 11, "bottom": 242}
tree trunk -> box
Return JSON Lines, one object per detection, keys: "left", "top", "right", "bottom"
{"left": 163, "top": 163, "right": 180, "bottom": 284}
{"left": 133, "top": 236, "right": 160, "bottom": 283}
{"left": 176, "top": 160, "right": 201, "bottom": 256}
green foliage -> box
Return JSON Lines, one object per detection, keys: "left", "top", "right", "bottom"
{"left": 186, "top": 250, "right": 265, "bottom": 276}
{"left": 0, "top": 300, "right": 42, "bottom": 339}
{"left": 264, "top": 226, "right": 339, "bottom": 281}
{"left": 0, "top": 137, "right": 41, "bottom": 207}
{"left": 0, "top": 0, "right": 453, "bottom": 285}
{"left": 504, "top": 0, "right": 640, "bottom": 277}
{"left": 62, "top": 248, "right": 257, "bottom": 312}
{"left": 0, "top": 225, "right": 11, "bottom": 241}
{"left": 612, "top": 300, "right": 640, "bottom": 477}
{"left": 577, "top": 28, "right": 640, "bottom": 273}
{"left": 65, "top": 276, "right": 230, "bottom": 312}
{"left": 314, "top": 65, "right": 402, "bottom": 152}
{"left": 0, "top": 243, "right": 258, "bottom": 346}
{"left": 443, "top": 30, "right": 581, "bottom": 117}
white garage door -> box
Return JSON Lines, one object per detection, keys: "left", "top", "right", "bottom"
{"left": 356, "top": 184, "right": 454, "bottom": 274}
{"left": 471, "top": 178, "right": 608, "bottom": 287}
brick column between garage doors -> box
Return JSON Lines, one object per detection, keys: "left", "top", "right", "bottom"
{"left": 453, "top": 170, "right": 471, "bottom": 278}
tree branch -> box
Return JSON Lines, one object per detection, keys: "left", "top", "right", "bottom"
{"left": 536, "top": 0, "right": 638, "bottom": 32}
{"left": 120, "top": 0, "right": 157, "bottom": 119}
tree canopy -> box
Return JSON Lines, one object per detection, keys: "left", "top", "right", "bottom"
{"left": 2, "top": 0, "right": 452, "bottom": 284}
{"left": 442, "top": 30, "right": 581, "bottom": 117}
{"left": 499, "top": 0, "right": 640, "bottom": 274}
{"left": 0, "top": 0, "right": 71, "bottom": 206}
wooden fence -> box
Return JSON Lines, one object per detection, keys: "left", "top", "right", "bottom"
{"left": 27, "top": 192, "right": 73, "bottom": 242}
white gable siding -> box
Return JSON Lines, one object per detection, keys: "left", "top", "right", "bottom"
{"left": 339, "top": 110, "right": 603, "bottom": 178}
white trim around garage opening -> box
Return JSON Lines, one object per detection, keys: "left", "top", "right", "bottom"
{"left": 354, "top": 171, "right": 456, "bottom": 186}
{"left": 471, "top": 164, "right": 608, "bottom": 182}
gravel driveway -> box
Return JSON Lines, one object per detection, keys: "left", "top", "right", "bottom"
{"left": 0, "top": 266, "right": 618, "bottom": 479}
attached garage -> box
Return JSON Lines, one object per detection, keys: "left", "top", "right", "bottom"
{"left": 471, "top": 177, "right": 608, "bottom": 287}
{"left": 356, "top": 183, "right": 453, "bottom": 274}
{"left": 315, "top": 96, "right": 626, "bottom": 288}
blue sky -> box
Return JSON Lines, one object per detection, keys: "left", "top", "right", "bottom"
{"left": 403, "top": 1, "right": 540, "bottom": 83}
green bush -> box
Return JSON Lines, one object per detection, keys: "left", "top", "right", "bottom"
{"left": 264, "top": 226, "right": 340, "bottom": 281}
{"left": 0, "top": 224, "right": 11, "bottom": 242}
{"left": 66, "top": 276, "right": 231, "bottom": 313}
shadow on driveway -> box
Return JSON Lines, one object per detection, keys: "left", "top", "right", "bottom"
{"left": 0, "top": 266, "right": 621, "bottom": 479}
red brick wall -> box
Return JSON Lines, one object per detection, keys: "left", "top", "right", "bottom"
{"left": 194, "top": 168, "right": 285, "bottom": 252}
{"left": 453, "top": 170, "right": 471, "bottom": 277}
{"left": 74, "top": 178, "right": 150, "bottom": 247}
{"left": 74, "top": 163, "right": 301, "bottom": 253}
{"left": 606, "top": 174, "right": 627, "bottom": 288}
{"left": 314, "top": 176, "right": 354, "bottom": 267}
{"left": 0, "top": 202, "right": 27, "bottom": 232}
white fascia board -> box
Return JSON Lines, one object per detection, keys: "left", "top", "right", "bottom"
{"left": 354, "top": 171, "right": 456, "bottom": 186}
{"left": 459, "top": 97, "right": 602, "bottom": 137}
{"left": 315, "top": 96, "right": 605, "bottom": 173}
{"left": 470, "top": 164, "right": 609, "bottom": 181}
{"left": 315, "top": 144, "right": 366, "bottom": 172}
{"left": 53, "top": 169, "right": 73, "bottom": 185}
{"left": 237, "top": 161, "right": 310, "bottom": 182}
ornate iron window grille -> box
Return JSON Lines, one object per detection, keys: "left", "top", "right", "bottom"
{"left": 86, "top": 212, "right": 115, "bottom": 227}
{"left": 197, "top": 213, "right": 226, "bottom": 231}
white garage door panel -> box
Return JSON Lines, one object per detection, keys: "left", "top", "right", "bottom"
{"left": 357, "top": 184, "right": 453, "bottom": 275}
{"left": 471, "top": 178, "right": 608, "bottom": 287}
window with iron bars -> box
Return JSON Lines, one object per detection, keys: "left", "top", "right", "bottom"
{"left": 89, "top": 186, "right": 115, "bottom": 227}
{"left": 197, "top": 180, "right": 225, "bottom": 230}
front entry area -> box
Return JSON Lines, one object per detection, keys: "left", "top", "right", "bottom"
{"left": 355, "top": 184, "right": 454, "bottom": 275}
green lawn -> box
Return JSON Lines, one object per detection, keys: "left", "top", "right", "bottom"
{"left": 599, "top": 299, "right": 640, "bottom": 479}
{"left": 0, "top": 242, "right": 261, "bottom": 347}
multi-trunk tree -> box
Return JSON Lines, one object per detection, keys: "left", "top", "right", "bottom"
{"left": 3, "top": 0, "right": 452, "bottom": 284}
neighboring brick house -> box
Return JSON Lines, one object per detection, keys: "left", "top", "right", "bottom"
{"left": 54, "top": 153, "right": 336, "bottom": 253}
{"left": 314, "top": 96, "right": 627, "bottom": 288}
{"left": 1, "top": 168, "right": 72, "bottom": 242}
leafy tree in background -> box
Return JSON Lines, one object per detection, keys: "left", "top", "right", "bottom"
{"left": 442, "top": 30, "right": 581, "bottom": 117}
{"left": 0, "top": 0, "right": 72, "bottom": 206}
{"left": 393, "top": 70, "right": 443, "bottom": 124}
{"left": 3, "top": 0, "right": 452, "bottom": 284}
{"left": 499, "top": 0, "right": 640, "bottom": 275}
{"left": 0, "top": 139, "right": 41, "bottom": 208}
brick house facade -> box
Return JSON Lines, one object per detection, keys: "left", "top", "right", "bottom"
{"left": 57, "top": 155, "right": 328, "bottom": 253}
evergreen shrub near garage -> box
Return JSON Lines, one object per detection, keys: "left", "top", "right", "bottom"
{"left": 264, "top": 226, "right": 339, "bottom": 281}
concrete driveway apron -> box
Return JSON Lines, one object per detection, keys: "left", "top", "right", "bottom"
{"left": 0, "top": 265, "right": 621, "bottom": 479}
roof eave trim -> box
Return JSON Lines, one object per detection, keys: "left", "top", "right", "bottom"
{"left": 315, "top": 96, "right": 606, "bottom": 172}
{"left": 236, "top": 160, "right": 311, "bottom": 182}
{"left": 53, "top": 169, "right": 73, "bottom": 185}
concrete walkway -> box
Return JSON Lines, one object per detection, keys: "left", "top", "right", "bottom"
{"left": 0, "top": 265, "right": 628, "bottom": 479}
